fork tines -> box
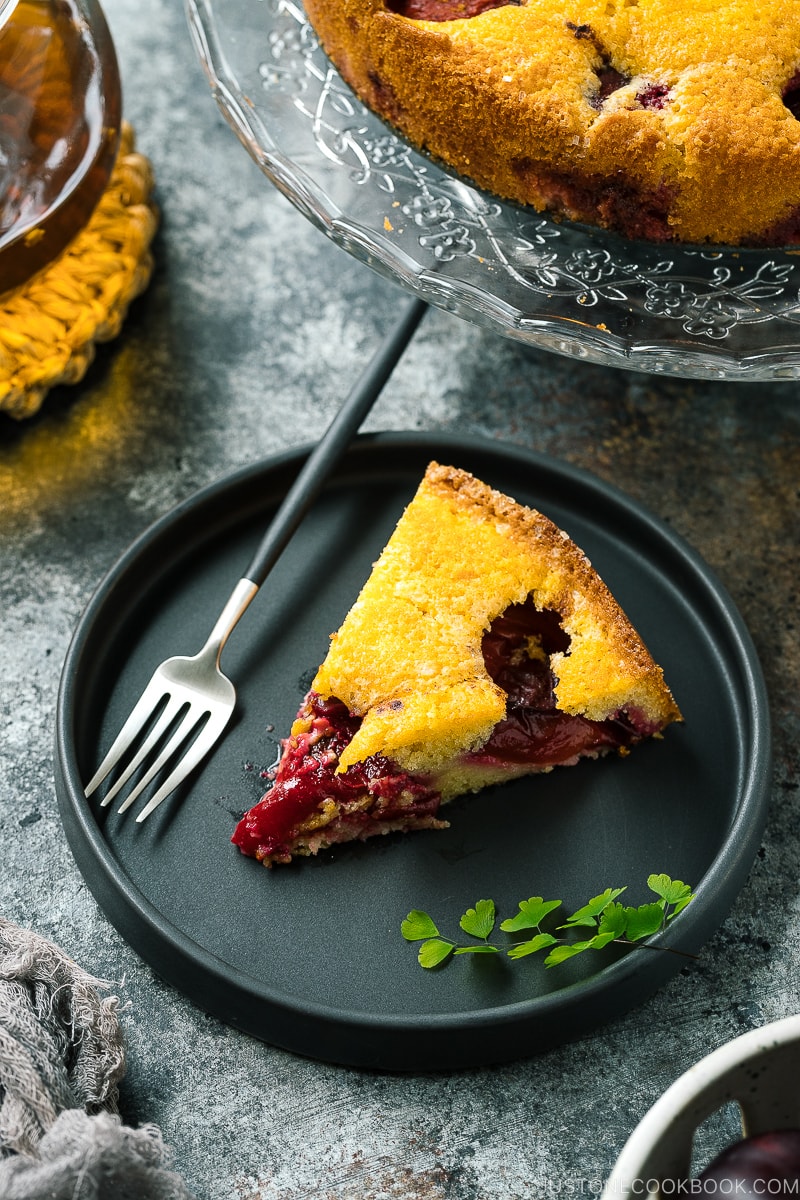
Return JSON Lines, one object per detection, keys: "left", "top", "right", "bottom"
{"left": 84, "top": 674, "right": 227, "bottom": 822}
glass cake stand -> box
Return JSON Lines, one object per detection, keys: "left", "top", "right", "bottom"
{"left": 187, "top": 0, "right": 800, "bottom": 380}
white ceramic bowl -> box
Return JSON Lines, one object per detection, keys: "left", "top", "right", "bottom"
{"left": 602, "top": 1013, "right": 800, "bottom": 1198}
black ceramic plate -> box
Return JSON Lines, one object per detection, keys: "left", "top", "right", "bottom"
{"left": 55, "top": 434, "right": 770, "bottom": 1071}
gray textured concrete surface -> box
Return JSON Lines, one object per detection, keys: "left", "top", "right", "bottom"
{"left": 1, "top": 0, "right": 799, "bottom": 1196}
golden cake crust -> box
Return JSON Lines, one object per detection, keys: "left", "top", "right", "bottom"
{"left": 302, "top": 0, "right": 800, "bottom": 245}
{"left": 310, "top": 462, "right": 681, "bottom": 776}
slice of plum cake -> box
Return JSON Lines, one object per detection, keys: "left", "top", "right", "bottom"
{"left": 232, "top": 462, "right": 681, "bottom": 865}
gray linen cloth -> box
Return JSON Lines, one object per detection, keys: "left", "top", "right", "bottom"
{"left": 0, "top": 916, "right": 195, "bottom": 1199}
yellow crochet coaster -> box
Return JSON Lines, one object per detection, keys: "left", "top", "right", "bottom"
{"left": 0, "top": 123, "right": 159, "bottom": 420}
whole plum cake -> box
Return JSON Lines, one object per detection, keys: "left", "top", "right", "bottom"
{"left": 233, "top": 463, "right": 682, "bottom": 866}
{"left": 301, "top": 0, "right": 800, "bottom": 245}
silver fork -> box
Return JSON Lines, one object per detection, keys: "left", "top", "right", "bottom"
{"left": 84, "top": 297, "right": 428, "bottom": 822}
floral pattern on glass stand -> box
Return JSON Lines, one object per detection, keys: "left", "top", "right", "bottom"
{"left": 189, "top": 0, "right": 800, "bottom": 376}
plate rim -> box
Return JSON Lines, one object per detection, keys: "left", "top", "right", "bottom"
{"left": 55, "top": 432, "right": 772, "bottom": 1065}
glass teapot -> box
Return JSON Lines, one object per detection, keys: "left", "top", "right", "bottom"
{"left": 0, "top": 0, "right": 121, "bottom": 295}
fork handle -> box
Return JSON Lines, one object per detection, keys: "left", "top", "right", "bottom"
{"left": 201, "top": 295, "right": 428, "bottom": 663}
{"left": 243, "top": 295, "right": 427, "bottom": 587}
{"left": 201, "top": 577, "right": 260, "bottom": 665}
